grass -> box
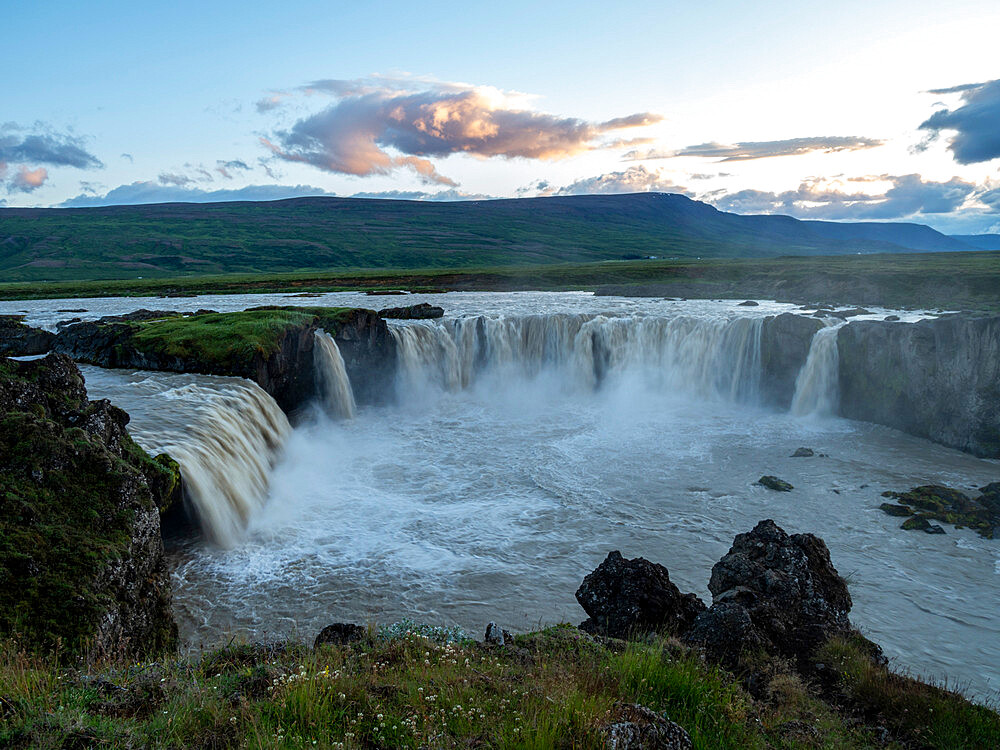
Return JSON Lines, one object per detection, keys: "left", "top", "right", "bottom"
{"left": 2, "top": 624, "right": 995, "bottom": 749}
{"left": 1, "top": 251, "right": 998, "bottom": 312}
{"left": 126, "top": 307, "right": 354, "bottom": 367}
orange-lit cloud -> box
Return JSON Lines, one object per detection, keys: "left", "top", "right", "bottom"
{"left": 10, "top": 166, "right": 48, "bottom": 192}
{"left": 264, "top": 79, "right": 661, "bottom": 184}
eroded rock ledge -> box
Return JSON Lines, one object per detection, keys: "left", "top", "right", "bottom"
{"left": 0, "top": 353, "right": 179, "bottom": 660}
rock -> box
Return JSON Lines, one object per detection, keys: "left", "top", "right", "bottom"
{"left": 484, "top": 622, "right": 513, "bottom": 646}
{"left": 879, "top": 503, "right": 913, "bottom": 517}
{"left": 884, "top": 315, "right": 901, "bottom": 322}
{"left": 758, "top": 475, "right": 793, "bottom": 491}
{"left": 790, "top": 447, "right": 814, "bottom": 457}
{"left": 829, "top": 307, "right": 872, "bottom": 319}
{"left": 759, "top": 314, "right": 824, "bottom": 409}
{"left": 314, "top": 623, "right": 367, "bottom": 648}
{"left": 925, "top": 524, "right": 946, "bottom": 534}
{"left": 683, "top": 520, "right": 852, "bottom": 664}
{"left": 0, "top": 354, "right": 178, "bottom": 661}
{"left": 378, "top": 302, "right": 445, "bottom": 320}
{"left": 365, "top": 289, "right": 408, "bottom": 295}
{"left": 883, "top": 484, "right": 994, "bottom": 537}
{"left": 601, "top": 703, "right": 693, "bottom": 750}
{"left": 0, "top": 315, "right": 55, "bottom": 356}
{"left": 576, "top": 551, "right": 706, "bottom": 640}
{"left": 901, "top": 516, "right": 931, "bottom": 531}
{"left": 737, "top": 300, "right": 759, "bottom": 307}
{"left": 837, "top": 314, "right": 1000, "bottom": 458}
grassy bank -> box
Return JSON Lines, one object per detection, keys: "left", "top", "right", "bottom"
{"left": 2, "top": 251, "right": 999, "bottom": 312}
{"left": 2, "top": 624, "right": 996, "bottom": 749}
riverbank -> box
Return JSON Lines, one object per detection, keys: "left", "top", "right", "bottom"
{"left": 1, "top": 251, "right": 998, "bottom": 312}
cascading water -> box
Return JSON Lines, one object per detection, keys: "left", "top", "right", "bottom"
{"left": 389, "top": 313, "right": 764, "bottom": 404}
{"left": 791, "top": 324, "right": 842, "bottom": 416}
{"left": 314, "top": 330, "right": 356, "bottom": 419}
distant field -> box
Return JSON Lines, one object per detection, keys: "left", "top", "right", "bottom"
{"left": 2, "top": 250, "right": 998, "bottom": 312}
{"left": 0, "top": 193, "right": 982, "bottom": 283}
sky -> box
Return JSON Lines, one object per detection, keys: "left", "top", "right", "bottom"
{"left": 2, "top": 0, "right": 999, "bottom": 233}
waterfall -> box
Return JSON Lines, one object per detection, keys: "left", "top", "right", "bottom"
{"left": 791, "top": 324, "right": 841, "bottom": 416}
{"left": 147, "top": 381, "right": 291, "bottom": 547}
{"left": 314, "top": 330, "right": 356, "bottom": 419}
{"left": 388, "top": 313, "right": 765, "bottom": 404}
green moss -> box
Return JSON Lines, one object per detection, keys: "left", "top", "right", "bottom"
{"left": 127, "top": 307, "right": 354, "bottom": 372}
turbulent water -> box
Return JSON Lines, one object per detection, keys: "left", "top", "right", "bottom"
{"left": 6, "top": 292, "right": 997, "bottom": 701}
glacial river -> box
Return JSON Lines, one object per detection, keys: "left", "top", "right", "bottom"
{"left": 4, "top": 291, "right": 997, "bottom": 701}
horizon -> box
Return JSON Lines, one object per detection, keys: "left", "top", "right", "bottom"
{"left": 2, "top": 1, "right": 999, "bottom": 235}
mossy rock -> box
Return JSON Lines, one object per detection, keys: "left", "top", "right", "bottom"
{"left": 879, "top": 503, "right": 912, "bottom": 517}
{"left": 758, "top": 475, "right": 793, "bottom": 492}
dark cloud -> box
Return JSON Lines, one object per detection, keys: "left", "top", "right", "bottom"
{"left": 9, "top": 166, "right": 48, "bottom": 193}
{"left": 625, "top": 136, "right": 883, "bottom": 162}
{"left": 919, "top": 79, "right": 1000, "bottom": 164}
{"left": 350, "top": 188, "right": 494, "bottom": 201}
{"left": 541, "top": 165, "right": 693, "bottom": 197}
{"left": 59, "top": 182, "right": 336, "bottom": 207}
{"left": 158, "top": 172, "right": 195, "bottom": 186}
{"left": 709, "top": 174, "right": 977, "bottom": 219}
{"left": 264, "top": 77, "right": 661, "bottom": 184}
{"left": 0, "top": 124, "right": 102, "bottom": 169}
{"left": 215, "top": 159, "right": 252, "bottom": 179}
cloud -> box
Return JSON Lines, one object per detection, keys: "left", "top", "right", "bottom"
{"left": 264, "top": 77, "right": 661, "bottom": 184}
{"left": 537, "top": 165, "right": 693, "bottom": 197}
{"left": 9, "top": 166, "right": 48, "bottom": 192}
{"left": 0, "top": 124, "right": 102, "bottom": 169}
{"left": 59, "top": 182, "right": 335, "bottom": 207}
{"left": 919, "top": 78, "right": 1000, "bottom": 164}
{"left": 708, "top": 174, "right": 978, "bottom": 219}
{"left": 625, "top": 136, "right": 884, "bottom": 163}
{"left": 158, "top": 172, "right": 195, "bottom": 186}
{"left": 350, "top": 188, "right": 494, "bottom": 201}
{"left": 215, "top": 159, "right": 251, "bottom": 179}
{"left": 255, "top": 93, "right": 291, "bottom": 113}
{"left": 121, "top": 153, "right": 133, "bottom": 163}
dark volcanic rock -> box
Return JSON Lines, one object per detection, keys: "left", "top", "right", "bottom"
{"left": 601, "top": 703, "right": 693, "bottom": 749}
{"left": 759, "top": 314, "right": 824, "bottom": 409}
{"left": 379, "top": 302, "right": 445, "bottom": 319}
{"left": 879, "top": 503, "right": 913, "bottom": 517}
{"left": 882, "top": 484, "right": 995, "bottom": 537}
{"left": 758, "top": 475, "right": 793, "bottom": 491}
{"left": 0, "top": 315, "right": 55, "bottom": 356}
{"left": 576, "top": 551, "right": 705, "bottom": 639}
{"left": 837, "top": 314, "right": 1000, "bottom": 458}
{"left": 683, "top": 520, "right": 851, "bottom": 665}
{"left": 790, "top": 447, "right": 814, "bottom": 457}
{"left": 0, "top": 353, "right": 178, "bottom": 660}
{"left": 314, "top": 623, "right": 367, "bottom": 648}
{"left": 738, "top": 300, "right": 759, "bottom": 307}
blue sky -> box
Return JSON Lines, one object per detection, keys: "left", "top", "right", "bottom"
{"left": 3, "top": 0, "right": 999, "bottom": 233}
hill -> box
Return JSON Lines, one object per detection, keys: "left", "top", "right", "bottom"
{"left": 952, "top": 234, "right": 1000, "bottom": 250}
{"left": 0, "top": 192, "right": 979, "bottom": 282}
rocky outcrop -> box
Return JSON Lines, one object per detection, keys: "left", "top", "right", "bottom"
{"left": 837, "top": 314, "right": 1000, "bottom": 458}
{"left": 0, "top": 315, "right": 55, "bottom": 356}
{"left": 601, "top": 703, "right": 693, "bottom": 750}
{"left": 53, "top": 307, "right": 397, "bottom": 414}
{"left": 759, "top": 313, "right": 823, "bottom": 409}
{"left": 575, "top": 551, "right": 706, "bottom": 639}
{"left": 682, "top": 520, "right": 852, "bottom": 666}
{"left": 314, "top": 623, "right": 367, "bottom": 649}
{"left": 879, "top": 484, "right": 998, "bottom": 537}
{"left": 378, "top": 302, "right": 445, "bottom": 319}
{"left": 0, "top": 353, "right": 178, "bottom": 660}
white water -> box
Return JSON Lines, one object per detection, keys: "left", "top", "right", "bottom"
{"left": 314, "top": 330, "right": 356, "bottom": 419}
{"left": 80, "top": 366, "right": 291, "bottom": 547}
{"left": 19, "top": 292, "right": 995, "bottom": 701}
{"left": 791, "top": 323, "right": 842, "bottom": 416}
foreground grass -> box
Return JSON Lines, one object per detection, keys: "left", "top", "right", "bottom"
{"left": 2, "top": 624, "right": 995, "bottom": 749}
{"left": 1, "top": 251, "right": 998, "bottom": 312}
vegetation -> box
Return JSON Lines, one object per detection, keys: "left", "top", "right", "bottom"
{"left": 1, "top": 624, "right": 995, "bottom": 749}
{"left": 0, "top": 194, "right": 979, "bottom": 283}
{"left": 1, "top": 250, "right": 999, "bottom": 312}
{"left": 124, "top": 307, "right": 355, "bottom": 369}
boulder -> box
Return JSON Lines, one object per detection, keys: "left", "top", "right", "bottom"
{"left": 576, "top": 551, "right": 705, "bottom": 640}
{"left": 601, "top": 703, "right": 693, "bottom": 749}
{"left": 314, "top": 623, "right": 367, "bottom": 648}
{"left": 737, "top": 300, "right": 759, "bottom": 307}
{"left": 790, "top": 447, "right": 814, "bottom": 457}
{"left": 0, "top": 315, "right": 55, "bottom": 356}
{"left": 683, "top": 520, "right": 852, "bottom": 665}
{"left": 379, "top": 303, "right": 445, "bottom": 319}
{"left": 484, "top": 622, "right": 513, "bottom": 646}
{"left": 758, "top": 475, "right": 793, "bottom": 491}
{"left": 878, "top": 503, "right": 912, "bottom": 517}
